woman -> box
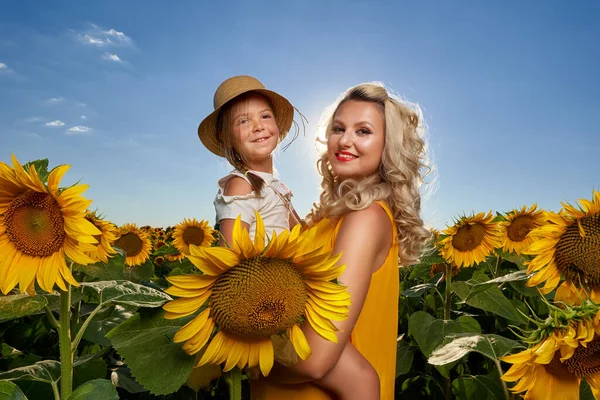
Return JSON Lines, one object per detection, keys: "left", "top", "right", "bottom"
{"left": 252, "top": 82, "right": 431, "bottom": 399}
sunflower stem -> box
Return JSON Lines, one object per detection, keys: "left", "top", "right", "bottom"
{"left": 51, "top": 381, "right": 60, "bottom": 400}
{"left": 71, "top": 303, "right": 105, "bottom": 354}
{"left": 44, "top": 305, "right": 60, "bottom": 330}
{"left": 226, "top": 367, "right": 242, "bottom": 400}
{"left": 494, "top": 359, "right": 511, "bottom": 400}
{"left": 444, "top": 262, "right": 453, "bottom": 321}
{"left": 59, "top": 284, "right": 73, "bottom": 399}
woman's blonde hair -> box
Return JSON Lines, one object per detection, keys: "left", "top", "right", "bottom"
{"left": 306, "top": 82, "right": 431, "bottom": 266}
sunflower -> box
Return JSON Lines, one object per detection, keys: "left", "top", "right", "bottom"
{"left": 85, "top": 211, "right": 117, "bottom": 263}
{"left": 0, "top": 155, "right": 100, "bottom": 295}
{"left": 501, "top": 313, "right": 600, "bottom": 399}
{"left": 162, "top": 212, "right": 350, "bottom": 376}
{"left": 173, "top": 218, "right": 215, "bottom": 255}
{"left": 500, "top": 204, "right": 547, "bottom": 255}
{"left": 525, "top": 190, "right": 600, "bottom": 295}
{"left": 166, "top": 252, "right": 185, "bottom": 262}
{"left": 439, "top": 211, "right": 502, "bottom": 268}
{"left": 114, "top": 223, "right": 152, "bottom": 267}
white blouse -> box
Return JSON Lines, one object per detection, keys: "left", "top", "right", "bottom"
{"left": 214, "top": 169, "right": 292, "bottom": 241}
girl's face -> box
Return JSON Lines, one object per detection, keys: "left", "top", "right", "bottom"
{"left": 230, "top": 93, "right": 279, "bottom": 165}
{"left": 327, "top": 100, "right": 385, "bottom": 182}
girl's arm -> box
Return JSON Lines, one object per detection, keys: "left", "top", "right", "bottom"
{"left": 315, "top": 342, "right": 379, "bottom": 400}
{"left": 272, "top": 202, "right": 393, "bottom": 380}
{"left": 218, "top": 177, "right": 252, "bottom": 246}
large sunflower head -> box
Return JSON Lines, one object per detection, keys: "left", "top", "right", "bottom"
{"left": 525, "top": 190, "right": 600, "bottom": 295}
{"left": 500, "top": 204, "right": 547, "bottom": 256}
{"left": 162, "top": 212, "right": 350, "bottom": 376}
{"left": 0, "top": 155, "right": 100, "bottom": 295}
{"left": 172, "top": 218, "right": 215, "bottom": 256}
{"left": 501, "top": 309, "right": 600, "bottom": 399}
{"left": 439, "top": 211, "right": 502, "bottom": 268}
{"left": 85, "top": 211, "right": 118, "bottom": 263}
{"left": 114, "top": 223, "right": 152, "bottom": 267}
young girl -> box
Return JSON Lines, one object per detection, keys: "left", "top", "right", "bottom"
{"left": 198, "top": 75, "right": 378, "bottom": 399}
{"left": 254, "top": 82, "right": 431, "bottom": 399}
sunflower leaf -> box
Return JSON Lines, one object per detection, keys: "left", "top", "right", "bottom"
{"left": 395, "top": 340, "right": 414, "bottom": 377}
{"left": 80, "top": 280, "right": 171, "bottom": 308}
{"left": 0, "top": 360, "right": 61, "bottom": 384}
{"left": 0, "top": 380, "right": 28, "bottom": 400}
{"left": 408, "top": 311, "right": 481, "bottom": 358}
{"left": 402, "top": 283, "right": 436, "bottom": 297}
{"left": 428, "top": 333, "right": 524, "bottom": 365}
{"left": 464, "top": 270, "right": 531, "bottom": 301}
{"left": 105, "top": 308, "right": 195, "bottom": 395}
{"left": 452, "top": 271, "right": 529, "bottom": 324}
{"left": 23, "top": 159, "right": 49, "bottom": 184}
{"left": 76, "top": 305, "right": 135, "bottom": 346}
{"left": 0, "top": 294, "right": 48, "bottom": 322}
{"left": 452, "top": 374, "right": 505, "bottom": 400}
{"left": 66, "top": 379, "right": 119, "bottom": 400}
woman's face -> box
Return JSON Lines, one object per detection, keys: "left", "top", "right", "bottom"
{"left": 327, "top": 100, "right": 385, "bottom": 181}
{"left": 230, "top": 93, "right": 279, "bottom": 163}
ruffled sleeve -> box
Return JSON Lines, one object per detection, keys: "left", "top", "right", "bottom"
{"left": 213, "top": 172, "right": 260, "bottom": 225}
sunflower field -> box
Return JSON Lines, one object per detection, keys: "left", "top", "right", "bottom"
{"left": 0, "top": 156, "right": 599, "bottom": 400}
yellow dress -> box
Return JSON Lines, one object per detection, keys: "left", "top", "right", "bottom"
{"left": 251, "top": 201, "right": 399, "bottom": 399}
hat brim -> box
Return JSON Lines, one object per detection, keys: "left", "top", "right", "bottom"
{"left": 198, "top": 89, "right": 294, "bottom": 157}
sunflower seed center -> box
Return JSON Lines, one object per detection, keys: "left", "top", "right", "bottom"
{"left": 555, "top": 214, "right": 600, "bottom": 285}
{"left": 507, "top": 215, "right": 534, "bottom": 242}
{"left": 182, "top": 226, "right": 205, "bottom": 246}
{"left": 210, "top": 257, "right": 307, "bottom": 339}
{"left": 452, "top": 223, "right": 485, "bottom": 251}
{"left": 5, "top": 190, "right": 65, "bottom": 257}
{"left": 564, "top": 337, "right": 600, "bottom": 376}
{"left": 114, "top": 233, "right": 143, "bottom": 257}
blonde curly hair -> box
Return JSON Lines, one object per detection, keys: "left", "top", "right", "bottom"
{"left": 306, "top": 82, "right": 431, "bottom": 266}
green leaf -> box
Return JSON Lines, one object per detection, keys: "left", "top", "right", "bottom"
{"left": 0, "top": 380, "right": 28, "bottom": 400}
{"left": 41, "top": 290, "right": 84, "bottom": 312}
{"left": 402, "top": 283, "right": 435, "bottom": 298}
{"left": 0, "top": 360, "right": 61, "bottom": 384}
{"left": 79, "top": 305, "right": 135, "bottom": 346}
{"left": 105, "top": 309, "right": 195, "bottom": 395}
{"left": 428, "top": 334, "right": 525, "bottom": 365}
{"left": 109, "top": 366, "right": 147, "bottom": 394}
{"left": 0, "top": 295, "right": 48, "bottom": 322}
{"left": 81, "top": 280, "right": 171, "bottom": 308}
{"left": 408, "top": 312, "right": 481, "bottom": 357}
{"left": 73, "top": 356, "right": 107, "bottom": 390}
{"left": 452, "top": 271, "right": 529, "bottom": 324}
{"left": 466, "top": 270, "right": 531, "bottom": 300}
{"left": 395, "top": 340, "right": 414, "bottom": 377}
{"left": 23, "top": 159, "right": 49, "bottom": 184}
{"left": 66, "top": 379, "right": 119, "bottom": 400}
{"left": 581, "top": 379, "right": 596, "bottom": 400}
{"left": 495, "top": 248, "right": 526, "bottom": 268}
{"left": 452, "top": 374, "right": 505, "bottom": 400}
{"left": 123, "top": 259, "right": 154, "bottom": 283}
{"left": 74, "top": 249, "right": 127, "bottom": 281}
{"left": 1, "top": 344, "right": 23, "bottom": 359}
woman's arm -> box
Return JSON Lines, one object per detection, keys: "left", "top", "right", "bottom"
{"left": 279, "top": 203, "right": 393, "bottom": 380}
{"left": 316, "top": 342, "right": 380, "bottom": 400}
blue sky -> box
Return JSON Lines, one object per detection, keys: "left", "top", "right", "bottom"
{"left": 1, "top": 1, "right": 598, "bottom": 229}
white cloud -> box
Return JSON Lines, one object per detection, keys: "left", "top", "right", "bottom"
{"left": 77, "top": 25, "right": 133, "bottom": 47}
{"left": 0, "top": 62, "right": 15, "bottom": 74}
{"left": 45, "top": 120, "right": 65, "bottom": 127}
{"left": 80, "top": 115, "right": 87, "bottom": 119}
{"left": 102, "top": 52, "right": 122, "bottom": 62}
{"left": 66, "top": 125, "right": 91, "bottom": 134}
{"left": 46, "top": 97, "right": 64, "bottom": 103}
{"left": 0, "top": 62, "right": 7, "bottom": 69}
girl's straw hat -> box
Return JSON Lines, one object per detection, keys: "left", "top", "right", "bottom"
{"left": 198, "top": 75, "right": 294, "bottom": 157}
